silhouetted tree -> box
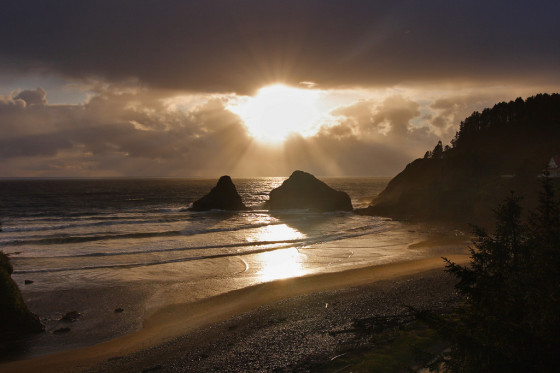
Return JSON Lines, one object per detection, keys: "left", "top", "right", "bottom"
{"left": 425, "top": 180, "right": 560, "bottom": 371}
{"left": 431, "top": 141, "right": 443, "bottom": 159}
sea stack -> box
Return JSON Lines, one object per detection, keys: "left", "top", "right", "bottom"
{"left": 266, "top": 170, "right": 353, "bottom": 212}
{"left": 190, "top": 176, "right": 249, "bottom": 211}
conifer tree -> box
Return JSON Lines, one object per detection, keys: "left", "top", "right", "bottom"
{"left": 427, "top": 179, "right": 560, "bottom": 372}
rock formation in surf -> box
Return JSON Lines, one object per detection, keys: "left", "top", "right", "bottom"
{"left": 190, "top": 176, "right": 249, "bottom": 211}
{"left": 0, "top": 251, "right": 43, "bottom": 336}
{"left": 265, "top": 170, "right": 353, "bottom": 212}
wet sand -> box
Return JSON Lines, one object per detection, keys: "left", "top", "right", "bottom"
{"left": 0, "top": 254, "right": 469, "bottom": 373}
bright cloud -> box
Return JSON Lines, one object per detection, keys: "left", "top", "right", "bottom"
{"left": 0, "top": 84, "right": 551, "bottom": 177}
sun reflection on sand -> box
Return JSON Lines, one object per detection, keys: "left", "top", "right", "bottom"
{"left": 249, "top": 224, "right": 307, "bottom": 281}
{"left": 257, "top": 247, "right": 306, "bottom": 282}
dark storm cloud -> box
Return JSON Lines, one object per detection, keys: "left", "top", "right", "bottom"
{"left": 1, "top": 0, "right": 558, "bottom": 93}
{"left": 14, "top": 88, "right": 47, "bottom": 106}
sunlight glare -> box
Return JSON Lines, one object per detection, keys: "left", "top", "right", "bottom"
{"left": 248, "top": 224, "right": 307, "bottom": 281}
{"left": 228, "top": 84, "right": 322, "bottom": 144}
{"left": 257, "top": 247, "right": 306, "bottom": 281}
{"left": 247, "top": 223, "right": 305, "bottom": 243}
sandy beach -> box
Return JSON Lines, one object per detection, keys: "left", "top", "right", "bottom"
{"left": 0, "top": 253, "right": 469, "bottom": 373}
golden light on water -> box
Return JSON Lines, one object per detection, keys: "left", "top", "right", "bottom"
{"left": 228, "top": 84, "right": 323, "bottom": 144}
{"left": 248, "top": 223, "right": 305, "bottom": 243}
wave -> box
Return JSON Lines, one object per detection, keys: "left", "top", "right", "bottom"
{"left": 1, "top": 221, "right": 285, "bottom": 246}
{"left": 4, "top": 211, "right": 195, "bottom": 226}
{"left": 12, "top": 223, "right": 393, "bottom": 274}
{"left": 3, "top": 230, "right": 182, "bottom": 246}
{"left": 13, "top": 245, "right": 301, "bottom": 274}
{"left": 22, "top": 238, "right": 309, "bottom": 259}
{"left": 1, "top": 218, "right": 169, "bottom": 233}
{"left": 14, "top": 222, "right": 388, "bottom": 274}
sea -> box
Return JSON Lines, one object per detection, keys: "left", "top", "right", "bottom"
{"left": 0, "top": 177, "right": 448, "bottom": 357}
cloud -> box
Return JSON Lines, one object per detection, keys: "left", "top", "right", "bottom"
{"left": 0, "top": 85, "right": 554, "bottom": 177}
{"left": 259, "top": 94, "right": 438, "bottom": 176}
{"left": 0, "top": 1, "right": 558, "bottom": 94}
{"left": 14, "top": 88, "right": 47, "bottom": 106}
{"left": 0, "top": 87, "right": 428, "bottom": 177}
{"left": 426, "top": 89, "right": 545, "bottom": 140}
{"left": 371, "top": 95, "right": 420, "bottom": 138}
{"left": 0, "top": 88, "right": 254, "bottom": 176}
{"left": 326, "top": 95, "right": 426, "bottom": 141}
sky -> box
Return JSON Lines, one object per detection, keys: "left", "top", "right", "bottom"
{"left": 0, "top": 0, "right": 558, "bottom": 178}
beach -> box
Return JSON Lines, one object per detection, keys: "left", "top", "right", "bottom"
{"left": 1, "top": 178, "right": 470, "bottom": 371}
{"left": 0, "top": 253, "right": 469, "bottom": 372}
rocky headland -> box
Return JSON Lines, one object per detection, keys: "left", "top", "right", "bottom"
{"left": 359, "top": 93, "right": 560, "bottom": 224}
{"left": 0, "top": 252, "right": 43, "bottom": 352}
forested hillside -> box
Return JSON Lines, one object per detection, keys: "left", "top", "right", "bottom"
{"left": 361, "top": 93, "right": 560, "bottom": 224}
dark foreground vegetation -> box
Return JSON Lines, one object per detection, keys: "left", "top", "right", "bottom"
{"left": 420, "top": 177, "right": 560, "bottom": 372}
{"left": 362, "top": 93, "right": 560, "bottom": 224}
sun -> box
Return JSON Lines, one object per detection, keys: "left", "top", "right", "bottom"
{"left": 228, "top": 84, "right": 322, "bottom": 144}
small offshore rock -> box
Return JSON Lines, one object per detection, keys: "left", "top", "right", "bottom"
{"left": 114, "top": 307, "right": 124, "bottom": 313}
{"left": 24, "top": 280, "right": 34, "bottom": 285}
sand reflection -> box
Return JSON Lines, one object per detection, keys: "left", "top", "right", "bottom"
{"left": 257, "top": 247, "right": 306, "bottom": 281}
{"left": 249, "top": 224, "right": 307, "bottom": 281}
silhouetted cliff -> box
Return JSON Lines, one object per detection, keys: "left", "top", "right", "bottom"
{"left": 360, "top": 93, "right": 560, "bottom": 224}
{"left": 0, "top": 252, "right": 43, "bottom": 336}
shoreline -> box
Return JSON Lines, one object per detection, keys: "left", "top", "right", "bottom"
{"left": 0, "top": 254, "right": 469, "bottom": 373}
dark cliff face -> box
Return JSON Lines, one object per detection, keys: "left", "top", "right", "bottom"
{"left": 190, "top": 176, "right": 249, "bottom": 211}
{"left": 360, "top": 93, "right": 560, "bottom": 224}
{"left": 0, "top": 252, "right": 44, "bottom": 336}
{"left": 266, "top": 170, "right": 353, "bottom": 212}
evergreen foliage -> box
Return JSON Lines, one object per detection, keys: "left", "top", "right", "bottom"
{"left": 431, "top": 140, "right": 443, "bottom": 159}
{"left": 426, "top": 178, "right": 560, "bottom": 371}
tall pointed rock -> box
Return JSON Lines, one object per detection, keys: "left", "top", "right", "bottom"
{"left": 190, "top": 176, "right": 249, "bottom": 211}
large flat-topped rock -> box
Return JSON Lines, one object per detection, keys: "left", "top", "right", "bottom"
{"left": 266, "top": 170, "right": 353, "bottom": 212}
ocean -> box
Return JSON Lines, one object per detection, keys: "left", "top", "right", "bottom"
{"left": 0, "top": 177, "right": 442, "bottom": 356}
